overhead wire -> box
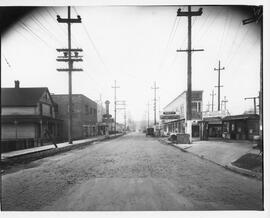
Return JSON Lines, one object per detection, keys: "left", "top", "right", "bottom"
{"left": 73, "top": 6, "right": 110, "bottom": 74}
{"left": 18, "top": 20, "right": 54, "bottom": 49}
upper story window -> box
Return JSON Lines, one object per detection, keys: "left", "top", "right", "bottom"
{"left": 54, "top": 104, "right": 58, "bottom": 113}
{"left": 192, "top": 101, "right": 202, "bottom": 112}
{"left": 90, "top": 107, "right": 93, "bottom": 115}
{"left": 85, "top": 105, "right": 89, "bottom": 115}
{"left": 67, "top": 103, "right": 74, "bottom": 113}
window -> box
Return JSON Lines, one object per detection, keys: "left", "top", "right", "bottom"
{"left": 90, "top": 108, "right": 93, "bottom": 115}
{"left": 85, "top": 105, "right": 89, "bottom": 115}
{"left": 191, "top": 101, "right": 202, "bottom": 112}
{"left": 191, "top": 102, "right": 197, "bottom": 112}
{"left": 54, "top": 104, "right": 58, "bottom": 113}
{"left": 197, "top": 102, "right": 201, "bottom": 112}
{"left": 67, "top": 103, "right": 74, "bottom": 113}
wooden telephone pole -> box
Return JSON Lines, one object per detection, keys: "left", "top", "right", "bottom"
{"left": 210, "top": 90, "right": 216, "bottom": 112}
{"left": 56, "top": 6, "right": 83, "bottom": 144}
{"left": 147, "top": 102, "right": 150, "bottom": 128}
{"left": 151, "top": 81, "right": 159, "bottom": 125}
{"left": 221, "top": 96, "right": 228, "bottom": 111}
{"left": 243, "top": 6, "right": 263, "bottom": 145}
{"left": 112, "top": 80, "right": 120, "bottom": 132}
{"left": 214, "top": 60, "right": 225, "bottom": 111}
{"left": 176, "top": 6, "right": 203, "bottom": 122}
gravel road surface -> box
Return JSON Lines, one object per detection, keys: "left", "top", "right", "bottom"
{"left": 2, "top": 132, "right": 263, "bottom": 211}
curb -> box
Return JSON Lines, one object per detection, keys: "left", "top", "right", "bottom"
{"left": 1, "top": 133, "right": 124, "bottom": 167}
{"left": 226, "top": 163, "right": 262, "bottom": 180}
{"left": 158, "top": 137, "right": 262, "bottom": 180}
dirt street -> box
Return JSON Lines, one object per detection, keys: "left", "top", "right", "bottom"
{"left": 2, "top": 132, "right": 263, "bottom": 211}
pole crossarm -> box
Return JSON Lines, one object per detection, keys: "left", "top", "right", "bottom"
{"left": 214, "top": 67, "right": 225, "bottom": 71}
{"left": 57, "top": 15, "right": 82, "bottom": 23}
{"left": 56, "top": 48, "right": 83, "bottom": 52}
{"left": 57, "top": 68, "right": 83, "bottom": 72}
{"left": 177, "top": 49, "right": 204, "bottom": 52}
{"left": 56, "top": 58, "right": 83, "bottom": 62}
{"left": 57, "top": 55, "right": 83, "bottom": 58}
{"left": 244, "top": 96, "right": 259, "bottom": 100}
{"left": 177, "top": 8, "right": 203, "bottom": 16}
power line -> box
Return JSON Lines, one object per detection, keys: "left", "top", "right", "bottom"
{"left": 73, "top": 6, "right": 109, "bottom": 74}
{"left": 18, "top": 20, "right": 53, "bottom": 49}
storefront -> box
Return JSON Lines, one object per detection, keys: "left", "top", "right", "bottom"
{"left": 222, "top": 114, "right": 259, "bottom": 140}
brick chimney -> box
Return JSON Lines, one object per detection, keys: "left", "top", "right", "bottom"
{"left": 14, "top": 80, "right": 20, "bottom": 88}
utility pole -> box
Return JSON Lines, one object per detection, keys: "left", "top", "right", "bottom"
{"left": 244, "top": 96, "right": 259, "bottom": 114}
{"left": 151, "top": 81, "right": 159, "bottom": 125}
{"left": 56, "top": 6, "right": 82, "bottom": 144}
{"left": 147, "top": 102, "right": 150, "bottom": 128}
{"left": 206, "top": 102, "right": 211, "bottom": 112}
{"left": 112, "top": 80, "right": 120, "bottom": 133}
{"left": 176, "top": 6, "right": 203, "bottom": 141}
{"left": 214, "top": 60, "right": 225, "bottom": 111}
{"left": 243, "top": 6, "right": 263, "bottom": 147}
{"left": 210, "top": 90, "right": 216, "bottom": 112}
{"left": 221, "top": 96, "right": 228, "bottom": 111}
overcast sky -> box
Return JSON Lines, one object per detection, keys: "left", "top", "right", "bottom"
{"left": 1, "top": 5, "right": 261, "bottom": 123}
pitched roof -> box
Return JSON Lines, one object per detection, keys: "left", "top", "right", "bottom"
{"left": 1, "top": 87, "right": 48, "bottom": 106}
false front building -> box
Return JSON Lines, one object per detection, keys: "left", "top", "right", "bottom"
{"left": 161, "top": 90, "right": 203, "bottom": 137}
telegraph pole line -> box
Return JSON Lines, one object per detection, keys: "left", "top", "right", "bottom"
{"left": 151, "top": 81, "right": 159, "bottom": 125}
{"left": 210, "top": 90, "right": 216, "bottom": 112}
{"left": 56, "top": 6, "right": 83, "bottom": 144}
{"left": 214, "top": 60, "right": 225, "bottom": 111}
{"left": 112, "top": 80, "right": 120, "bottom": 132}
{"left": 244, "top": 96, "right": 259, "bottom": 114}
{"left": 176, "top": 6, "right": 203, "bottom": 123}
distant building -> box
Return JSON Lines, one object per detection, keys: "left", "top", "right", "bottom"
{"left": 1, "top": 81, "right": 63, "bottom": 152}
{"left": 161, "top": 90, "right": 203, "bottom": 137}
{"left": 96, "top": 99, "right": 107, "bottom": 135}
{"left": 52, "top": 94, "right": 97, "bottom": 140}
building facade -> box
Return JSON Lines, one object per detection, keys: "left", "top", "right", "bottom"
{"left": 52, "top": 94, "right": 97, "bottom": 140}
{"left": 161, "top": 90, "right": 203, "bottom": 137}
{"left": 1, "top": 81, "right": 63, "bottom": 152}
{"left": 222, "top": 114, "right": 259, "bottom": 140}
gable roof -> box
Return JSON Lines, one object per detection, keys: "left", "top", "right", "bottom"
{"left": 1, "top": 87, "right": 48, "bottom": 106}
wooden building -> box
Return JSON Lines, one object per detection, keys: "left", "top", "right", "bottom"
{"left": 1, "top": 81, "right": 63, "bottom": 152}
{"left": 222, "top": 114, "right": 259, "bottom": 140}
{"left": 161, "top": 90, "right": 203, "bottom": 137}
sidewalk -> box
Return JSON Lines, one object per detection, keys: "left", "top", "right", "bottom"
{"left": 1, "top": 133, "right": 124, "bottom": 165}
{"left": 158, "top": 137, "right": 262, "bottom": 179}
